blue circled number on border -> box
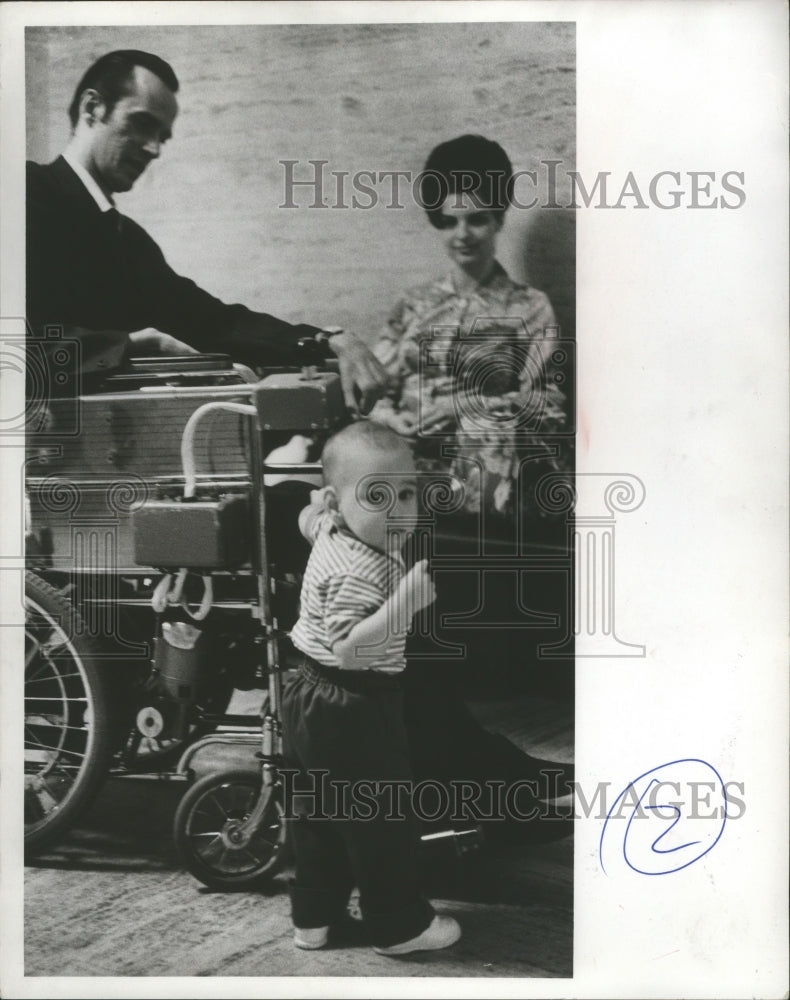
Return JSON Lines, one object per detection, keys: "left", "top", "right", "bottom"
{"left": 599, "top": 758, "right": 727, "bottom": 876}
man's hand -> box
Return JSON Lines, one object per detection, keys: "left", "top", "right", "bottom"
{"left": 396, "top": 559, "right": 436, "bottom": 619}
{"left": 327, "top": 331, "right": 389, "bottom": 415}
{"left": 128, "top": 328, "right": 199, "bottom": 356}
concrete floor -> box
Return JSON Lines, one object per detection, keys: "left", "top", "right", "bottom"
{"left": 24, "top": 694, "right": 573, "bottom": 981}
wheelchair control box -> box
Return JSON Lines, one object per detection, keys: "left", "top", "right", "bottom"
{"left": 254, "top": 371, "right": 343, "bottom": 431}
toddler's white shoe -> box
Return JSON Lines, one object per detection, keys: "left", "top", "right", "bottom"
{"left": 293, "top": 925, "right": 329, "bottom": 950}
{"left": 373, "top": 914, "right": 461, "bottom": 956}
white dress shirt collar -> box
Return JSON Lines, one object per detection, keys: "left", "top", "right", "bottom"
{"left": 62, "top": 150, "right": 115, "bottom": 213}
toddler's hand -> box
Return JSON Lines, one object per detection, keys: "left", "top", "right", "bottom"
{"left": 397, "top": 559, "right": 436, "bottom": 617}
{"left": 309, "top": 486, "right": 332, "bottom": 507}
{"left": 299, "top": 486, "right": 335, "bottom": 541}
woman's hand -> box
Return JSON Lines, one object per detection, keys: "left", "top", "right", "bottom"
{"left": 387, "top": 410, "right": 420, "bottom": 437}
{"left": 379, "top": 399, "right": 454, "bottom": 438}
{"left": 417, "top": 395, "right": 457, "bottom": 435}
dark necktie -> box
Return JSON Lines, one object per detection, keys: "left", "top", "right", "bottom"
{"left": 101, "top": 207, "right": 128, "bottom": 289}
{"left": 103, "top": 206, "right": 123, "bottom": 235}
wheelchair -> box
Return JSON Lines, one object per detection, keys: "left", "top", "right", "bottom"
{"left": 24, "top": 346, "right": 487, "bottom": 887}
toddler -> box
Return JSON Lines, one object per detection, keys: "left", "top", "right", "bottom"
{"left": 281, "top": 420, "right": 461, "bottom": 955}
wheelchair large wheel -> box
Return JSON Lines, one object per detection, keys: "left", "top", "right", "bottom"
{"left": 174, "top": 769, "right": 287, "bottom": 890}
{"left": 24, "top": 571, "right": 115, "bottom": 853}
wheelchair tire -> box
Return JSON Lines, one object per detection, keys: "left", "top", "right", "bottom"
{"left": 24, "top": 571, "right": 116, "bottom": 853}
{"left": 174, "top": 769, "right": 287, "bottom": 890}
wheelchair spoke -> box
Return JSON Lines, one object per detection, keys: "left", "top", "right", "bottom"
{"left": 24, "top": 728, "right": 87, "bottom": 760}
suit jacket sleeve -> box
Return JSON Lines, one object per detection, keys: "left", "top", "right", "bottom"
{"left": 122, "top": 218, "right": 319, "bottom": 368}
{"left": 26, "top": 158, "right": 319, "bottom": 376}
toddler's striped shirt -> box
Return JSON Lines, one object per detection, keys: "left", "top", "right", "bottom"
{"left": 290, "top": 510, "right": 407, "bottom": 673}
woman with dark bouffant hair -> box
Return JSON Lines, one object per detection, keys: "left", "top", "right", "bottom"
{"left": 370, "top": 135, "right": 573, "bottom": 843}
{"left": 370, "top": 133, "right": 568, "bottom": 525}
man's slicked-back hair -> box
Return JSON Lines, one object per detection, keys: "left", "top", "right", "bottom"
{"left": 417, "top": 133, "right": 515, "bottom": 229}
{"left": 322, "top": 420, "right": 410, "bottom": 489}
{"left": 67, "top": 49, "right": 179, "bottom": 128}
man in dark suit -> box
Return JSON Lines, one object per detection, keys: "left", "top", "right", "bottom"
{"left": 27, "top": 49, "right": 386, "bottom": 406}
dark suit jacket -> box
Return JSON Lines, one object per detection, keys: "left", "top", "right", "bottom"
{"left": 26, "top": 156, "right": 318, "bottom": 383}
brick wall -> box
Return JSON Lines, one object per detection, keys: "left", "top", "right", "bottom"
{"left": 26, "top": 22, "right": 575, "bottom": 342}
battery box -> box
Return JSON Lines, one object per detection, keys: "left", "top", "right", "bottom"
{"left": 132, "top": 494, "right": 250, "bottom": 569}
{"left": 254, "top": 371, "right": 344, "bottom": 431}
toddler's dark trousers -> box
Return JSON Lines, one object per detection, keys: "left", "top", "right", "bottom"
{"left": 281, "top": 658, "right": 434, "bottom": 947}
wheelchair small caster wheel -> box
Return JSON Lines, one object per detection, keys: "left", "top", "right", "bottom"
{"left": 174, "top": 769, "right": 288, "bottom": 890}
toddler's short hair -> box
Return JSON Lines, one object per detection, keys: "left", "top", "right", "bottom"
{"left": 321, "top": 421, "right": 410, "bottom": 489}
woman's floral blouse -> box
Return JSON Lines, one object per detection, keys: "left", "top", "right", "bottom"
{"left": 369, "top": 263, "right": 570, "bottom": 519}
